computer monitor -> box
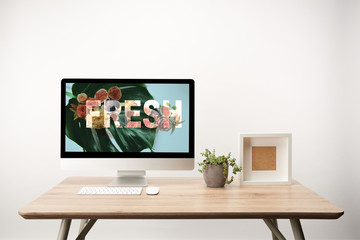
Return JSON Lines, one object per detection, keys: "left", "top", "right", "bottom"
{"left": 61, "top": 79, "right": 194, "bottom": 186}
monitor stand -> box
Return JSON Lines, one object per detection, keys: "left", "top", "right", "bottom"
{"left": 108, "top": 170, "right": 148, "bottom": 187}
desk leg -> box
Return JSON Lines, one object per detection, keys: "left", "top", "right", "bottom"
{"left": 79, "top": 220, "right": 89, "bottom": 233}
{"left": 263, "top": 219, "right": 286, "bottom": 240}
{"left": 290, "top": 219, "right": 305, "bottom": 240}
{"left": 75, "top": 219, "right": 97, "bottom": 240}
{"left": 78, "top": 219, "right": 89, "bottom": 240}
{"left": 271, "top": 219, "right": 279, "bottom": 240}
{"left": 57, "top": 219, "right": 71, "bottom": 240}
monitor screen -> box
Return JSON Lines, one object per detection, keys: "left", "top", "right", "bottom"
{"left": 61, "top": 79, "right": 194, "bottom": 158}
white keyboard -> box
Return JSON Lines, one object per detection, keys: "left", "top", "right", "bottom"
{"left": 78, "top": 187, "right": 142, "bottom": 195}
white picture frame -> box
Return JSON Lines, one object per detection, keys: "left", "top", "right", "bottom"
{"left": 240, "top": 133, "right": 292, "bottom": 185}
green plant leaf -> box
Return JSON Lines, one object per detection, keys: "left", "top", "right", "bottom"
{"left": 65, "top": 99, "right": 99, "bottom": 152}
{"left": 95, "top": 128, "right": 119, "bottom": 152}
{"left": 108, "top": 120, "right": 156, "bottom": 152}
{"left": 66, "top": 91, "right": 76, "bottom": 99}
{"left": 65, "top": 83, "right": 156, "bottom": 152}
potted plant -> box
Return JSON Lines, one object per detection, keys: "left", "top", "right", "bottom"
{"left": 198, "top": 149, "right": 242, "bottom": 187}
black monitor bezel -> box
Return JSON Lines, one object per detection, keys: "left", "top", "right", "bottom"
{"left": 61, "top": 79, "right": 195, "bottom": 158}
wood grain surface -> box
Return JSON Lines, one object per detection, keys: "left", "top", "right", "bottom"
{"left": 18, "top": 177, "right": 343, "bottom": 220}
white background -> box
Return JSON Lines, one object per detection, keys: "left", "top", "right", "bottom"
{"left": 1, "top": 0, "right": 359, "bottom": 239}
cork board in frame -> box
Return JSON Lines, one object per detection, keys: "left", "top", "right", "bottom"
{"left": 240, "top": 133, "right": 292, "bottom": 185}
{"left": 252, "top": 146, "right": 276, "bottom": 171}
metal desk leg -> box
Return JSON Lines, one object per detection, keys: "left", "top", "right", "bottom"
{"left": 79, "top": 220, "right": 89, "bottom": 233}
{"left": 263, "top": 219, "right": 286, "bottom": 240}
{"left": 290, "top": 219, "right": 305, "bottom": 240}
{"left": 271, "top": 219, "right": 279, "bottom": 240}
{"left": 57, "top": 219, "right": 72, "bottom": 240}
{"left": 75, "top": 219, "right": 97, "bottom": 240}
{"left": 78, "top": 219, "right": 89, "bottom": 240}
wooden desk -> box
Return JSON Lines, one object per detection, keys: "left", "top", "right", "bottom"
{"left": 19, "top": 177, "right": 343, "bottom": 240}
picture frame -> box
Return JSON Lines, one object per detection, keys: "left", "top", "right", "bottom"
{"left": 240, "top": 133, "right": 292, "bottom": 185}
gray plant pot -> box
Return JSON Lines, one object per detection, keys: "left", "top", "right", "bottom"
{"left": 203, "top": 163, "right": 228, "bottom": 188}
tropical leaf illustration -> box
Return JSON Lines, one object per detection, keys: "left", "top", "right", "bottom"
{"left": 65, "top": 83, "right": 156, "bottom": 152}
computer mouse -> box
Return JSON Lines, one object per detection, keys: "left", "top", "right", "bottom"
{"left": 146, "top": 187, "right": 160, "bottom": 195}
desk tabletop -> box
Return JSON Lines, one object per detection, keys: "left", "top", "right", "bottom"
{"left": 18, "top": 177, "right": 343, "bottom": 220}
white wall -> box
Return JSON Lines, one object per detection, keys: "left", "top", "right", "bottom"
{"left": 1, "top": 0, "right": 359, "bottom": 239}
